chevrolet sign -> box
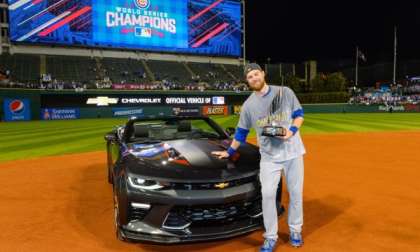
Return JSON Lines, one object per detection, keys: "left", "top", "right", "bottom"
{"left": 86, "top": 97, "right": 119, "bottom": 106}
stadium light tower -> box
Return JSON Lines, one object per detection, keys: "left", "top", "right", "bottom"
{"left": 355, "top": 46, "right": 366, "bottom": 86}
{"left": 355, "top": 46, "right": 359, "bottom": 86}
{"left": 393, "top": 26, "right": 397, "bottom": 85}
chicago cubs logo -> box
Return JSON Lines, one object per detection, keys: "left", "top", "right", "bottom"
{"left": 134, "top": 0, "right": 150, "bottom": 9}
{"left": 9, "top": 99, "right": 25, "bottom": 114}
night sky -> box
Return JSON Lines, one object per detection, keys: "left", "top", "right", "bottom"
{"left": 245, "top": 1, "right": 420, "bottom": 64}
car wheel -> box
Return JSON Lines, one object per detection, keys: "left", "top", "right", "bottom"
{"left": 113, "top": 192, "right": 126, "bottom": 241}
{"left": 107, "top": 142, "right": 113, "bottom": 184}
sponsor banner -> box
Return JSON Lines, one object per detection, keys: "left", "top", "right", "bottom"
{"left": 112, "top": 107, "right": 172, "bottom": 117}
{"left": 378, "top": 105, "right": 405, "bottom": 112}
{"left": 41, "top": 108, "right": 80, "bottom": 120}
{"left": 202, "top": 106, "right": 229, "bottom": 116}
{"left": 87, "top": 96, "right": 120, "bottom": 106}
{"left": 84, "top": 95, "right": 226, "bottom": 106}
{"left": 165, "top": 97, "right": 212, "bottom": 105}
{"left": 41, "top": 93, "right": 251, "bottom": 108}
{"left": 112, "top": 107, "right": 145, "bottom": 117}
{"left": 172, "top": 107, "right": 201, "bottom": 116}
{"left": 112, "top": 84, "right": 144, "bottom": 90}
{"left": 121, "top": 97, "right": 162, "bottom": 105}
{"left": 403, "top": 104, "right": 420, "bottom": 112}
{"left": 3, "top": 98, "right": 31, "bottom": 121}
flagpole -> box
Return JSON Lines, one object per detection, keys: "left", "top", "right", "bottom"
{"left": 355, "top": 46, "right": 359, "bottom": 86}
{"left": 393, "top": 26, "right": 397, "bottom": 85}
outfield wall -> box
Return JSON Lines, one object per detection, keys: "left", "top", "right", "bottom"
{"left": 1, "top": 89, "right": 419, "bottom": 121}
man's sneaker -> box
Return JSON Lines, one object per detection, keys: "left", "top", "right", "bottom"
{"left": 290, "top": 232, "right": 303, "bottom": 247}
{"left": 260, "top": 238, "right": 277, "bottom": 252}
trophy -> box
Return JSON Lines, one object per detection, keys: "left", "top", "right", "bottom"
{"left": 262, "top": 88, "right": 286, "bottom": 137}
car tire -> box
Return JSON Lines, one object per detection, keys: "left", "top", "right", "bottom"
{"left": 113, "top": 191, "right": 126, "bottom": 242}
{"left": 116, "top": 227, "right": 125, "bottom": 241}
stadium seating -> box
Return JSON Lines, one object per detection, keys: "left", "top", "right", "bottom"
{"left": 223, "top": 64, "right": 244, "bottom": 81}
{"left": 0, "top": 54, "right": 39, "bottom": 82}
{"left": 46, "top": 55, "right": 96, "bottom": 83}
{"left": 101, "top": 58, "right": 149, "bottom": 84}
{"left": 0, "top": 53, "right": 250, "bottom": 90}
{"left": 146, "top": 60, "right": 192, "bottom": 83}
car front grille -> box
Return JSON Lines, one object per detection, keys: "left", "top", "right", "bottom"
{"left": 162, "top": 197, "right": 262, "bottom": 229}
{"left": 167, "top": 175, "right": 257, "bottom": 190}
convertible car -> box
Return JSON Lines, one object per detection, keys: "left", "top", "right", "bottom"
{"left": 105, "top": 116, "right": 283, "bottom": 243}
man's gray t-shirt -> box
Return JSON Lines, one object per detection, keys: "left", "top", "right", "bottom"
{"left": 238, "top": 85, "right": 306, "bottom": 162}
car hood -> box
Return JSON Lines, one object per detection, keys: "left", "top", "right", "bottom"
{"left": 122, "top": 139, "right": 260, "bottom": 182}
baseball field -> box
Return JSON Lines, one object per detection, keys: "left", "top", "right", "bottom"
{"left": 1, "top": 113, "right": 420, "bottom": 251}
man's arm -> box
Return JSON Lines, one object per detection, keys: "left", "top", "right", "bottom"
{"left": 211, "top": 104, "right": 252, "bottom": 159}
{"left": 280, "top": 116, "right": 304, "bottom": 140}
{"left": 211, "top": 127, "right": 249, "bottom": 159}
{"left": 231, "top": 139, "right": 241, "bottom": 149}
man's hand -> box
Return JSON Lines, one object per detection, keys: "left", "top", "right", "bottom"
{"left": 278, "top": 128, "right": 294, "bottom": 140}
{"left": 211, "top": 151, "right": 230, "bottom": 159}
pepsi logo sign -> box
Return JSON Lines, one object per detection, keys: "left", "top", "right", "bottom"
{"left": 9, "top": 99, "right": 25, "bottom": 114}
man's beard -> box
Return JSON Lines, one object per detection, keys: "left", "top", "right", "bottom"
{"left": 250, "top": 80, "right": 265, "bottom": 91}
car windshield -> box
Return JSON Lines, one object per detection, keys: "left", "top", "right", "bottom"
{"left": 128, "top": 118, "right": 225, "bottom": 142}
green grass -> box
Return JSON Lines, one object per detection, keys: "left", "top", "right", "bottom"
{"left": 1, "top": 113, "right": 420, "bottom": 162}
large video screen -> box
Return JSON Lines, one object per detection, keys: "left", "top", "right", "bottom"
{"left": 7, "top": 0, "right": 242, "bottom": 57}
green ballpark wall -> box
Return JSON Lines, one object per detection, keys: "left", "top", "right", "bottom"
{"left": 1, "top": 89, "right": 418, "bottom": 121}
{"left": 0, "top": 89, "right": 41, "bottom": 120}
{"left": 303, "top": 104, "right": 380, "bottom": 113}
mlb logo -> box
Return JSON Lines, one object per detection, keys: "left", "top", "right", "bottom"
{"left": 212, "top": 96, "right": 225, "bottom": 105}
{"left": 135, "top": 27, "right": 152, "bottom": 38}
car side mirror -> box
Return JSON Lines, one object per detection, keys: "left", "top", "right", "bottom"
{"left": 104, "top": 133, "right": 117, "bottom": 142}
{"left": 226, "top": 127, "right": 236, "bottom": 136}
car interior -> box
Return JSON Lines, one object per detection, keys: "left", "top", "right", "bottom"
{"left": 128, "top": 120, "right": 221, "bottom": 142}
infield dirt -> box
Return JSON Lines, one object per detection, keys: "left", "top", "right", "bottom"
{"left": 0, "top": 131, "right": 419, "bottom": 251}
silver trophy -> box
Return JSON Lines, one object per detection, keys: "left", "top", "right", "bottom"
{"left": 262, "top": 88, "right": 286, "bottom": 137}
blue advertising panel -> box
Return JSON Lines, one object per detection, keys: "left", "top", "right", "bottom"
{"left": 8, "top": 0, "right": 242, "bottom": 57}
{"left": 112, "top": 107, "right": 144, "bottom": 117}
{"left": 3, "top": 98, "right": 31, "bottom": 121}
{"left": 41, "top": 108, "right": 80, "bottom": 120}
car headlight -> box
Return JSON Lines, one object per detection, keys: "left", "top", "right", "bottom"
{"left": 128, "top": 177, "right": 164, "bottom": 190}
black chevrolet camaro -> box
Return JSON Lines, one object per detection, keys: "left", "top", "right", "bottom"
{"left": 105, "top": 116, "right": 283, "bottom": 243}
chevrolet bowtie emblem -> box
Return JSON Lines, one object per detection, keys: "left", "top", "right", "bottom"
{"left": 214, "top": 182, "right": 229, "bottom": 189}
{"left": 86, "top": 96, "right": 119, "bottom": 106}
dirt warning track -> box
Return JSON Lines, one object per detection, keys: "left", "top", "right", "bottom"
{"left": 0, "top": 131, "right": 419, "bottom": 251}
